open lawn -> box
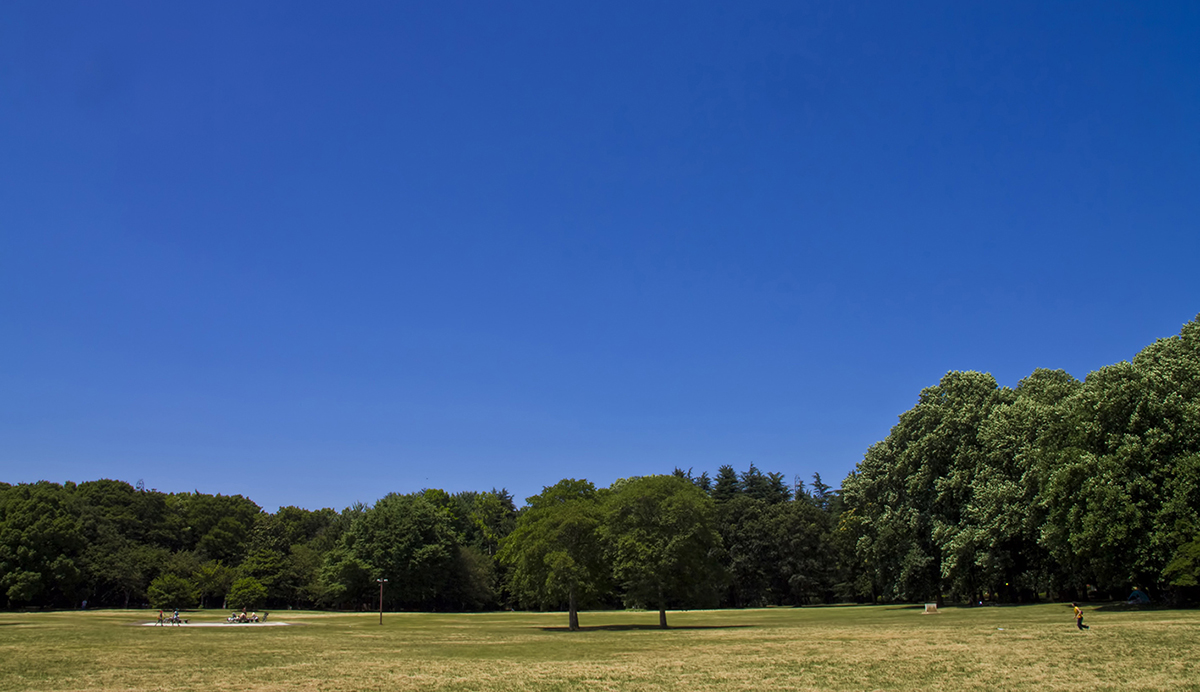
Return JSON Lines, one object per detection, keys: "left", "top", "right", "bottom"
{"left": 1, "top": 603, "right": 1197, "bottom": 691}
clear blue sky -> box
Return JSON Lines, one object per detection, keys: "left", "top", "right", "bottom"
{"left": 2, "top": 2, "right": 1198, "bottom": 511}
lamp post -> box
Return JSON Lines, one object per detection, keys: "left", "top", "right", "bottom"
{"left": 377, "top": 578, "right": 388, "bottom": 625}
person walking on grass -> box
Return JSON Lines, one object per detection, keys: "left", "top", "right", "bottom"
{"left": 157, "top": 610, "right": 164, "bottom": 627}
{"left": 1073, "top": 603, "right": 1089, "bottom": 630}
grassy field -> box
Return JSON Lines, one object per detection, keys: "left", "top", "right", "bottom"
{"left": 1, "top": 603, "right": 1197, "bottom": 691}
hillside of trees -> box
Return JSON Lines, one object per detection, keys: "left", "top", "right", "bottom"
{"left": 2, "top": 316, "right": 1197, "bottom": 613}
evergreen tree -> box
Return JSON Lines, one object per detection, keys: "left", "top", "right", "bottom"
{"left": 712, "top": 465, "right": 741, "bottom": 503}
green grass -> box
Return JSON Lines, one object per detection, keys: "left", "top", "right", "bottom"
{"left": 1, "top": 603, "right": 1197, "bottom": 691}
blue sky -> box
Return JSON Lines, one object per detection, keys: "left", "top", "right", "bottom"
{"left": 2, "top": 2, "right": 1198, "bottom": 511}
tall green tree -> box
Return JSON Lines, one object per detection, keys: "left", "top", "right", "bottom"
{"left": 456, "top": 490, "right": 517, "bottom": 557}
{"left": 315, "top": 546, "right": 372, "bottom": 609}
{"left": 739, "top": 465, "right": 791, "bottom": 504}
{"left": 168, "top": 492, "right": 260, "bottom": 564}
{"left": 601, "top": 475, "right": 723, "bottom": 628}
{"left": 0, "top": 482, "right": 84, "bottom": 608}
{"left": 1041, "top": 317, "right": 1200, "bottom": 596}
{"left": 842, "top": 371, "right": 1011, "bottom": 602}
{"left": 718, "top": 493, "right": 834, "bottom": 607}
{"left": 342, "top": 493, "right": 461, "bottom": 610}
{"left": 712, "top": 465, "right": 741, "bottom": 503}
{"left": 498, "top": 479, "right": 607, "bottom": 630}
{"left": 718, "top": 495, "right": 774, "bottom": 607}
{"left": 192, "top": 560, "right": 234, "bottom": 608}
{"left": 809, "top": 474, "right": 833, "bottom": 511}
{"left": 951, "top": 369, "right": 1078, "bottom": 601}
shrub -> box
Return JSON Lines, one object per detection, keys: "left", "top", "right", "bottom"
{"left": 147, "top": 574, "right": 198, "bottom": 609}
{"left": 227, "top": 577, "right": 268, "bottom": 610}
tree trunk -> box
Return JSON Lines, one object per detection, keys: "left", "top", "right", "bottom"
{"left": 659, "top": 605, "right": 668, "bottom": 629}
{"left": 568, "top": 587, "right": 579, "bottom": 631}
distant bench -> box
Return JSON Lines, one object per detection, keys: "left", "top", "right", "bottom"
{"left": 923, "top": 603, "right": 938, "bottom": 614}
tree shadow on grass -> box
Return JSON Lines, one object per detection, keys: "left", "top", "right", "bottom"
{"left": 1093, "top": 602, "right": 1196, "bottom": 612}
{"left": 539, "top": 624, "right": 753, "bottom": 632}
{"left": 885, "top": 603, "right": 1048, "bottom": 611}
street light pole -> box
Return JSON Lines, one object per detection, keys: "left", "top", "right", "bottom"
{"left": 377, "top": 578, "right": 388, "bottom": 625}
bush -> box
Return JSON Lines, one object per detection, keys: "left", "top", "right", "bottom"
{"left": 146, "top": 574, "right": 197, "bottom": 609}
{"left": 226, "top": 577, "right": 268, "bottom": 610}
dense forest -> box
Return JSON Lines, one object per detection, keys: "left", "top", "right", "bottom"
{"left": 2, "top": 316, "right": 1198, "bottom": 615}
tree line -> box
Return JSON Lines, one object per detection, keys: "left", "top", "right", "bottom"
{"left": 0, "top": 467, "right": 843, "bottom": 622}
{"left": 2, "top": 315, "right": 1198, "bottom": 618}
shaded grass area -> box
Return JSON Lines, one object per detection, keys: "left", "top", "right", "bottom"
{"left": 539, "top": 624, "right": 752, "bottom": 631}
{"left": 1, "top": 604, "right": 1198, "bottom": 691}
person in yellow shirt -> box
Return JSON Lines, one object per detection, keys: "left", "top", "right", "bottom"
{"left": 1072, "top": 603, "right": 1089, "bottom": 630}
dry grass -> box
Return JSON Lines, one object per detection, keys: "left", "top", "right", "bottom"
{"left": 1, "top": 603, "right": 1197, "bottom": 691}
